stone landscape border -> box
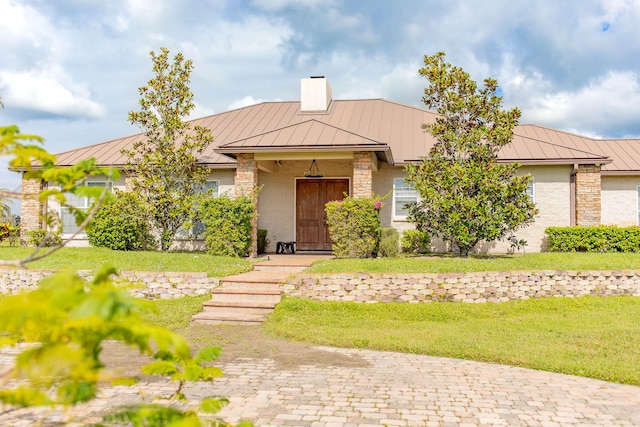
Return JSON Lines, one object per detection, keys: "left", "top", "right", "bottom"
{"left": 3, "top": 268, "right": 640, "bottom": 303}
{"left": 283, "top": 270, "right": 640, "bottom": 303}
{"left": 0, "top": 269, "right": 219, "bottom": 299}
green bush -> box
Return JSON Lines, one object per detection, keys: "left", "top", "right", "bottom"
{"left": 325, "top": 195, "right": 383, "bottom": 259}
{"left": 258, "top": 229, "right": 269, "bottom": 254}
{"left": 86, "top": 190, "right": 155, "bottom": 251}
{"left": 25, "top": 229, "right": 62, "bottom": 247}
{"left": 200, "top": 194, "right": 256, "bottom": 257}
{"left": 401, "top": 229, "right": 431, "bottom": 254}
{"left": 0, "top": 223, "right": 20, "bottom": 246}
{"left": 378, "top": 227, "right": 399, "bottom": 258}
{"left": 546, "top": 226, "right": 640, "bottom": 252}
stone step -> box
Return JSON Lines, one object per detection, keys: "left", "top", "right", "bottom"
{"left": 202, "top": 300, "right": 277, "bottom": 316}
{"left": 211, "top": 287, "right": 281, "bottom": 303}
{"left": 192, "top": 311, "right": 267, "bottom": 325}
{"left": 253, "top": 264, "right": 307, "bottom": 273}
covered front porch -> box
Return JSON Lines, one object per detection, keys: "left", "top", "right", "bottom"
{"left": 229, "top": 151, "right": 386, "bottom": 257}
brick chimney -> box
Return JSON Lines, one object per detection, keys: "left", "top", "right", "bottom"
{"left": 300, "top": 76, "right": 332, "bottom": 112}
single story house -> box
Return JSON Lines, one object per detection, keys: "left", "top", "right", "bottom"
{"left": 17, "top": 77, "right": 640, "bottom": 255}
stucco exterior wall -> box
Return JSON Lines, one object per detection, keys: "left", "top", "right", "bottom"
{"left": 257, "top": 159, "right": 352, "bottom": 253}
{"left": 487, "top": 165, "right": 572, "bottom": 253}
{"left": 373, "top": 164, "right": 573, "bottom": 254}
{"left": 601, "top": 176, "right": 640, "bottom": 226}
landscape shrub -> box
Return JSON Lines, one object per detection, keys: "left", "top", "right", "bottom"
{"left": 378, "top": 227, "right": 399, "bottom": 258}
{"left": 546, "top": 226, "right": 640, "bottom": 252}
{"left": 258, "top": 229, "right": 269, "bottom": 255}
{"left": 400, "top": 229, "right": 431, "bottom": 254}
{"left": 86, "top": 190, "right": 156, "bottom": 251}
{"left": 200, "top": 194, "right": 256, "bottom": 257}
{"left": 325, "top": 195, "right": 383, "bottom": 259}
{"left": 0, "top": 223, "right": 20, "bottom": 246}
{"left": 25, "top": 229, "right": 62, "bottom": 247}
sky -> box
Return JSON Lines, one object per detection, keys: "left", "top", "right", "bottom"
{"left": 2, "top": 0, "right": 640, "bottom": 202}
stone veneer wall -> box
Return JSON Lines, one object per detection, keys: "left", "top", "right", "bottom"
{"left": 575, "top": 164, "right": 601, "bottom": 226}
{"left": 20, "top": 176, "right": 43, "bottom": 241}
{"left": 352, "top": 152, "right": 373, "bottom": 198}
{"left": 235, "top": 153, "right": 259, "bottom": 257}
{"left": 0, "top": 269, "right": 219, "bottom": 300}
{"left": 284, "top": 271, "right": 640, "bottom": 303}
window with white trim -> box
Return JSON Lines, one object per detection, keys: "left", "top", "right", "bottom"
{"left": 525, "top": 177, "right": 535, "bottom": 202}
{"left": 60, "top": 182, "right": 111, "bottom": 235}
{"left": 393, "top": 178, "right": 418, "bottom": 219}
{"left": 637, "top": 186, "right": 640, "bottom": 225}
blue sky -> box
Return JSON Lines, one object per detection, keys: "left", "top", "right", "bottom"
{"left": 2, "top": 0, "right": 640, "bottom": 198}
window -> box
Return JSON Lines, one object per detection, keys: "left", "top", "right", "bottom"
{"left": 525, "top": 177, "right": 535, "bottom": 202}
{"left": 60, "top": 182, "right": 111, "bottom": 235}
{"left": 393, "top": 178, "right": 418, "bottom": 219}
{"left": 637, "top": 186, "right": 640, "bottom": 225}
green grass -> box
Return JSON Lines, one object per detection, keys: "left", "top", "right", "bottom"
{"left": 139, "top": 295, "right": 210, "bottom": 330}
{"left": 307, "top": 252, "right": 640, "bottom": 273}
{"left": 0, "top": 247, "right": 252, "bottom": 277}
{"left": 265, "top": 296, "right": 640, "bottom": 385}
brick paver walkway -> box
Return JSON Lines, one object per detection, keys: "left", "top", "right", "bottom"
{"left": 2, "top": 345, "right": 639, "bottom": 426}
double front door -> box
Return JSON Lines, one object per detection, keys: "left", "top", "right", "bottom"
{"left": 296, "top": 179, "right": 349, "bottom": 251}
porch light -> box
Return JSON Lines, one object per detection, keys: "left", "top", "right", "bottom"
{"left": 304, "top": 159, "right": 324, "bottom": 177}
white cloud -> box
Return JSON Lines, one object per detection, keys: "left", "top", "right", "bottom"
{"left": 0, "top": 70, "right": 106, "bottom": 119}
{"left": 227, "top": 95, "right": 282, "bottom": 111}
{"left": 188, "top": 102, "right": 216, "bottom": 120}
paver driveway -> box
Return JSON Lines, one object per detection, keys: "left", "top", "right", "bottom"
{"left": 2, "top": 345, "right": 639, "bottom": 426}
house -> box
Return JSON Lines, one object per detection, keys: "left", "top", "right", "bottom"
{"left": 17, "top": 77, "right": 640, "bottom": 255}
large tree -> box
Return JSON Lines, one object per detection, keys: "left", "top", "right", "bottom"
{"left": 124, "top": 48, "right": 214, "bottom": 251}
{"left": 405, "top": 52, "right": 536, "bottom": 257}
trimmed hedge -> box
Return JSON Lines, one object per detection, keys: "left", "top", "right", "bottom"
{"left": 546, "top": 226, "right": 640, "bottom": 252}
{"left": 325, "top": 195, "right": 383, "bottom": 259}
{"left": 87, "top": 190, "right": 156, "bottom": 251}
{"left": 200, "top": 194, "right": 256, "bottom": 257}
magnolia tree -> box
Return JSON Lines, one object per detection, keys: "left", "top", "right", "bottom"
{"left": 405, "top": 52, "right": 537, "bottom": 256}
{"left": 124, "top": 48, "right": 214, "bottom": 251}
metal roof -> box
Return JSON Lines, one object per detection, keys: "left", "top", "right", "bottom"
{"left": 47, "top": 99, "right": 640, "bottom": 172}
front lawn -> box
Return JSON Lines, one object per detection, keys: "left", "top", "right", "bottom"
{"left": 0, "top": 247, "right": 252, "bottom": 277}
{"left": 307, "top": 252, "right": 640, "bottom": 273}
{"left": 265, "top": 296, "right": 640, "bottom": 386}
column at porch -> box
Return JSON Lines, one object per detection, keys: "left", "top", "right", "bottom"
{"left": 575, "top": 164, "right": 601, "bottom": 226}
{"left": 352, "top": 152, "right": 373, "bottom": 198}
{"left": 20, "top": 174, "right": 44, "bottom": 243}
{"left": 235, "top": 154, "right": 259, "bottom": 257}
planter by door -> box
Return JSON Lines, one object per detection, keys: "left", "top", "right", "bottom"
{"left": 296, "top": 179, "right": 349, "bottom": 251}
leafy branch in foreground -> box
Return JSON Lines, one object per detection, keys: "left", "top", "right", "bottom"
{"left": 0, "top": 266, "right": 246, "bottom": 426}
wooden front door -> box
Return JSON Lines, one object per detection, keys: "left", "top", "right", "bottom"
{"left": 296, "top": 179, "right": 349, "bottom": 251}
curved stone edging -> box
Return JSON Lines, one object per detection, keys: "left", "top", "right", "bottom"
{"left": 283, "top": 270, "right": 640, "bottom": 303}
{"left": 0, "top": 268, "right": 220, "bottom": 300}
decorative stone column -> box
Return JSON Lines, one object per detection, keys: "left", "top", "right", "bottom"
{"left": 20, "top": 174, "right": 44, "bottom": 242}
{"left": 575, "top": 164, "right": 601, "bottom": 226}
{"left": 235, "top": 154, "right": 259, "bottom": 257}
{"left": 352, "top": 152, "right": 373, "bottom": 198}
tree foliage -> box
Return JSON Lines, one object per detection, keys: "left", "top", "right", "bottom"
{"left": 124, "top": 47, "right": 214, "bottom": 251}
{"left": 405, "top": 52, "right": 536, "bottom": 256}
